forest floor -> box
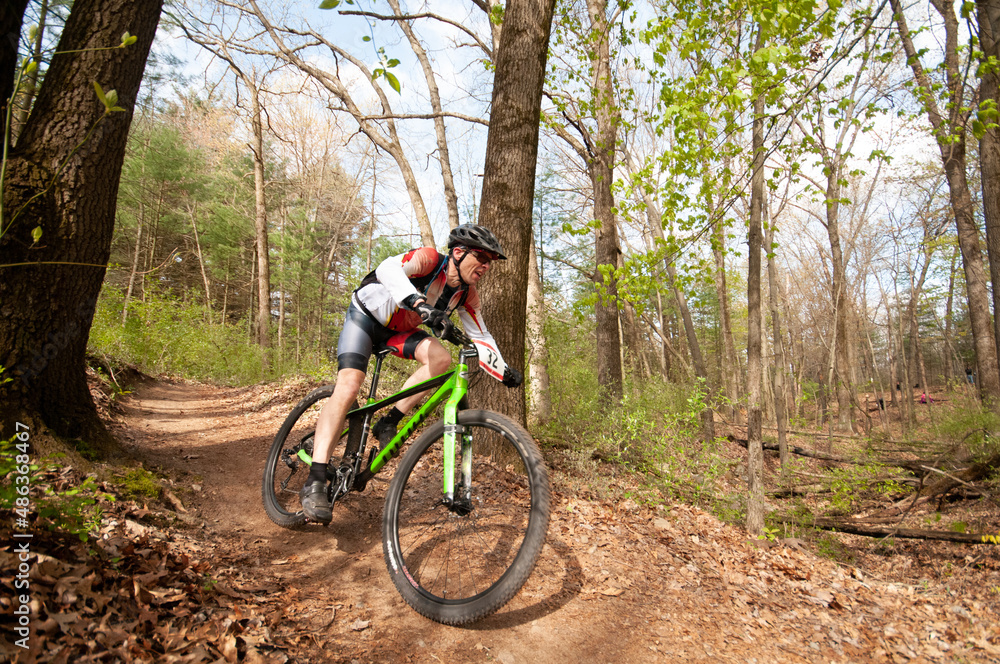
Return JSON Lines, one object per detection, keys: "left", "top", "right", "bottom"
{"left": 3, "top": 376, "right": 1000, "bottom": 663}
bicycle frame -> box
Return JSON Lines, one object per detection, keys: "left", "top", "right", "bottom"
{"left": 298, "top": 342, "right": 480, "bottom": 504}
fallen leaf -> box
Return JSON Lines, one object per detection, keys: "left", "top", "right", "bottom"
{"left": 349, "top": 618, "right": 371, "bottom": 631}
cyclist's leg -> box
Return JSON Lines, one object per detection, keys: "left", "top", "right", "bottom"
{"left": 389, "top": 335, "right": 451, "bottom": 415}
{"left": 370, "top": 335, "right": 450, "bottom": 450}
{"left": 301, "top": 306, "right": 376, "bottom": 522}
{"left": 312, "top": 368, "right": 365, "bottom": 463}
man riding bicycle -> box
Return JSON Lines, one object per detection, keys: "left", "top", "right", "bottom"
{"left": 301, "top": 224, "right": 523, "bottom": 523}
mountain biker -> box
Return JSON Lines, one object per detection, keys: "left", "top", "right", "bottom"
{"left": 300, "top": 224, "right": 523, "bottom": 523}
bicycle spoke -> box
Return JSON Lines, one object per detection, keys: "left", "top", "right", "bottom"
{"left": 385, "top": 413, "right": 546, "bottom": 621}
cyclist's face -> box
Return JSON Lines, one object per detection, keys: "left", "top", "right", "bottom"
{"left": 459, "top": 248, "right": 494, "bottom": 284}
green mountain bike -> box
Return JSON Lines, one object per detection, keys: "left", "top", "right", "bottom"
{"left": 261, "top": 327, "right": 550, "bottom": 625}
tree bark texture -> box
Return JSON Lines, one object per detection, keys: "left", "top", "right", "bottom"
{"left": 0, "top": 0, "right": 163, "bottom": 447}
{"left": 475, "top": 0, "right": 556, "bottom": 425}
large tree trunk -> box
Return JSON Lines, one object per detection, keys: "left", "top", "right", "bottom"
{"left": 475, "top": 0, "right": 556, "bottom": 425}
{"left": 0, "top": 0, "right": 163, "bottom": 449}
{"left": 978, "top": 0, "right": 1000, "bottom": 375}
{"left": 891, "top": 0, "right": 1000, "bottom": 404}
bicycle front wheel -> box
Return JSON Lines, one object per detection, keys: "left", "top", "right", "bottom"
{"left": 262, "top": 385, "right": 354, "bottom": 527}
{"left": 382, "top": 410, "right": 550, "bottom": 625}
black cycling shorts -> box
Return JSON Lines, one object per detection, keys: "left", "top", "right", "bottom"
{"left": 337, "top": 303, "right": 430, "bottom": 372}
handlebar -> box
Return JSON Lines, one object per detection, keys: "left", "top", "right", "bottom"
{"left": 430, "top": 319, "right": 472, "bottom": 347}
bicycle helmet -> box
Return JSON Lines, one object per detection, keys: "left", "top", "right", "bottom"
{"left": 447, "top": 224, "right": 507, "bottom": 259}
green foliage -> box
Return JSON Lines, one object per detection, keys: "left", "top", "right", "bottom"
{"left": 814, "top": 532, "right": 856, "bottom": 563}
{"left": 88, "top": 287, "right": 335, "bottom": 385}
{"left": 827, "top": 463, "right": 903, "bottom": 514}
{"left": 0, "top": 437, "right": 111, "bottom": 542}
{"left": 541, "top": 318, "right": 739, "bottom": 519}
{"left": 110, "top": 467, "right": 161, "bottom": 501}
{"left": 931, "top": 394, "right": 1000, "bottom": 464}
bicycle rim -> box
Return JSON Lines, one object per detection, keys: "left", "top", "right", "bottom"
{"left": 382, "top": 410, "right": 550, "bottom": 625}
{"left": 262, "top": 386, "right": 350, "bottom": 527}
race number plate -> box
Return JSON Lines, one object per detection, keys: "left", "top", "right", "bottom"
{"left": 473, "top": 341, "right": 506, "bottom": 381}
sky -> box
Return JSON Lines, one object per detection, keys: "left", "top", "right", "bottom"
{"left": 152, "top": 0, "right": 496, "bottom": 247}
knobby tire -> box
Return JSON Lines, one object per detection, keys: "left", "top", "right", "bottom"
{"left": 382, "top": 410, "right": 550, "bottom": 625}
{"left": 262, "top": 385, "right": 351, "bottom": 527}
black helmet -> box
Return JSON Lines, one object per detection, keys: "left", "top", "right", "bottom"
{"left": 447, "top": 224, "right": 507, "bottom": 259}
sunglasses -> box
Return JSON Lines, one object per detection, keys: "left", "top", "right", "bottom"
{"left": 467, "top": 249, "right": 497, "bottom": 265}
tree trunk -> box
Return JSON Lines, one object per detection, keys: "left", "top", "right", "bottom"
{"left": 249, "top": 80, "right": 271, "bottom": 351}
{"left": 978, "top": 0, "right": 1000, "bottom": 384}
{"left": 891, "top": 0, "right": 1000, "bottom": 405}
{"left": 0, "top": 1, "right": 31, "bottom": 127}
{"left": 0, "top": 0, "right": 163, "bottom": 448}
{"left": 586, "top": 0, "right": 623, "bottom": 404}
{"left": 745, "top": 85, "right": 766, "bottom": 536}
{"left": 387, "top": 0, "right": 460, "bottom": 229}
{"left": 711, "top": 213, "right": 740, "bottom": 416}
{"left": 824, "top": 166, "right": 854, "bottom": 432}
{"left": 475, "top": 0, "right": 556, "bottom": 425}
{"left": 765, "top": 222, "right": 789, "bottom": 479}
{"left": 188, "top": 203, "right": 212, "bottom": 322}
{"left": 526, "top": 235, "right": 551, "bottom": 428}
{"left": 10, "top": 0, "right": 45, "bottom": 144}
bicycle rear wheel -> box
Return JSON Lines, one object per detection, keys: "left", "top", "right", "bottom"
{"left": 262, "top": 386, "right": 355, "bottom": 527}
{"left": 382, "top": 410, "right": 550, "bottom": 625}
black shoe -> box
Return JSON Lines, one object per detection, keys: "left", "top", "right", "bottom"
{"left": 372, "top": 417, "right": 398, "bottom": 451}
{"left": 299, "top": 480, "right": 332, "bottom": 524}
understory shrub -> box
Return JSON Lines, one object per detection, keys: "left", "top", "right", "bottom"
{"left": 89, "top": 288, "right": 335, "bottom": 385}
{"left": 931, "top": 393, "right": 1000, "bottom": 465}
{"left": 541, "top": 318, "right": 739, "bottom": 519}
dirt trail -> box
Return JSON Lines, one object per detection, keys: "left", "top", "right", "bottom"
{"left": 117, "top": 379, "right": 1000, "bottom": 664}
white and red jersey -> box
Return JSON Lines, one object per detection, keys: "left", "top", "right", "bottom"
{"left": 353, "top": 247, "right": 506, "bottom": 377}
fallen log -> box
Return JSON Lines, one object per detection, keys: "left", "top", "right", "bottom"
{"left": 771, "top": 515, "right": 994, "bottom": 544}
{"left": 729, "top": 436, "right": 930, "bottom": 472}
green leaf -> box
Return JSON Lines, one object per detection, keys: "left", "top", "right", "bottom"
{"left": 31, "top": 226, "right": 42, "bottom": 243}
{"left": 105, "top": 89, "right": 119, "bottom": 108}
{"left": 362, "top": 35, "right": 371, "bottom": 42}
{"left": 120, "top": 31, "right": 138, "bottom": 47}
{"left": 972, "top": 119, "right": 986, "bottom": 140}
{"left": 384, "top": 71, "right": 401, "bottom": 93}
{"left": 92, "top": 81, "right": 109, "bottom": 107}
{"left": 319, "top": 0, "right": 340, "bottom": 8}
{"left": 386, "top": 58, "right": 400, "bottom": 68}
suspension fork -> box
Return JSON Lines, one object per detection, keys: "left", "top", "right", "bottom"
{"left": 443, "top": 349, "right": 476, "bottom": 504}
